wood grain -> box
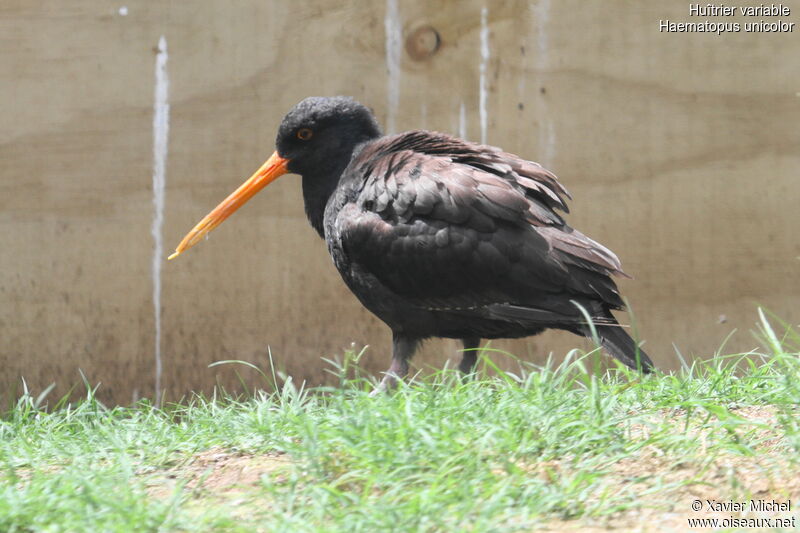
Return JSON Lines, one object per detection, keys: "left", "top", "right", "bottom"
{"left": 1, "top": 0, "right": 798, "bottom": 403}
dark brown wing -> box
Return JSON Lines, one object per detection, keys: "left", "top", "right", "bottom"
{"left": 336, "top": 131, "right": 626, "bottom": 323}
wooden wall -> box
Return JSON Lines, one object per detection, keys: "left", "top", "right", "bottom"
{"left": 2, "top": 1, "right": 798, "bottom": 404}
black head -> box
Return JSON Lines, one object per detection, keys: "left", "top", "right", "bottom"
{"left": 276, "top": 96, "right": 382, "bottom": 177}
{"left": 168, "top": 97, "right": 382, "bottom": 259}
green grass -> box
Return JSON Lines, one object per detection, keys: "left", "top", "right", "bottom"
{"left": 1, "top": 311, "right": 799, "bottom": 532}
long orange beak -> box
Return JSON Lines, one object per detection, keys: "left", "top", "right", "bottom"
{"left": 168, "top": 151, "right": 290, "bottom": 260}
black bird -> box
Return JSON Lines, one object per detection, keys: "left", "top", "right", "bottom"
{"left": 170, "top": 96, "right": 654, "bottom": 390}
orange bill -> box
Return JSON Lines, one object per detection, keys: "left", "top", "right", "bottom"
{"left": 168, "top": 151, "right": 289, "bottom": 260}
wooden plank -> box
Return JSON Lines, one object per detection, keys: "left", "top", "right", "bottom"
{"left": 1, "top": 0, "right": 798, "bottom": 403}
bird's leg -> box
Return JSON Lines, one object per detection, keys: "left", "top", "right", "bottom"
{"left": 372, "top": 334, "right": 419, "bottom": 395}
{"left": 459, "top": 337, "right": 481, "bottom": 378}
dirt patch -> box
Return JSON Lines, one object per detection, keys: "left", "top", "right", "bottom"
{"left": 537, "top": 405, "right": 800, "bottom": 531}
{"left": 146, "top": 447, "right": 291, "bottom": 503}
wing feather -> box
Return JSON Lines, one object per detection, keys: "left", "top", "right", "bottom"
{"left": 335, "top": 131, "right": 627, "bottom": 319}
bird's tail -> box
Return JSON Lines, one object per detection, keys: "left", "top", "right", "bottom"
{"left": 583, "top": 315, "right": 654, "bottom": 373}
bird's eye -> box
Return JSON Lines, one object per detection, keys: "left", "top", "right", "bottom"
{"left": 297, "top": 128, "right": 313, "bottom": 141}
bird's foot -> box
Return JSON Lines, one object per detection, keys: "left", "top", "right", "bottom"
{"left": 369, "top": 372, "right": 402, "bottom": 396}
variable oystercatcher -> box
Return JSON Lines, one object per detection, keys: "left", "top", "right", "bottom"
{"left": 170, "top": 96, "right": 654, "bottom": 391}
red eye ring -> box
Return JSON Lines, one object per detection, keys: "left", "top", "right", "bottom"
{"left": 297, "top": 128, "right": 313, "bottom": 140}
